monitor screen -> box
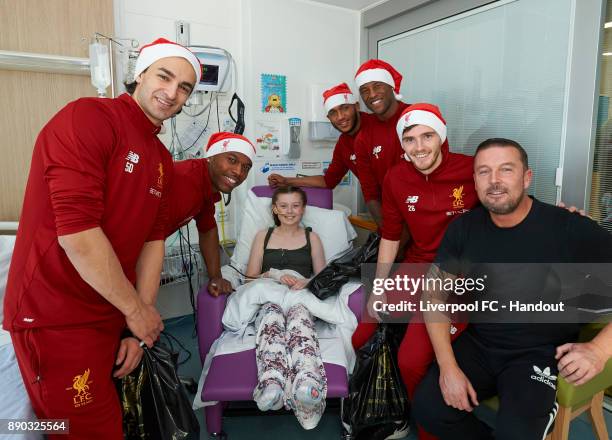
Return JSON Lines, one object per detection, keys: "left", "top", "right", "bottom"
{"left": 200, "top": 64, "right": 219, "bottom": 86}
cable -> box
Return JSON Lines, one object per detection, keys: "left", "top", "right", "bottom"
{"left": 178, "top": 226, "right": 198, "bottom": 315}
{"left": 225, "top": 264, "right": 284, "bottom": 283}
{"left": 161, "top": 330, "right": 192, "bottom": 367}
{"left": 181, "top": 45, "right": 235, "bottom": 118}
{"left": 172, "top": 92, "right": 215, "bottom": 159}
{"left": 182, "top": 92, "right": 214, "bottom": 118}
{"left": 217, "top": 192, "right": 237, "bottom": 251}
{"left": 216, "top": 92, "right": 220, "bottom": 131}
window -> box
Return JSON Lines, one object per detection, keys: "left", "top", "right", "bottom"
{"left": 590, "top": 0, "right": 612, "bottom": 232}
{"left": 378, "top": 0, "right": 572, "bottom": 204}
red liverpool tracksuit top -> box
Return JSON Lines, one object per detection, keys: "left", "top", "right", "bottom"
{"left": 381, "top": 144, "right": 478, "bottom": 263}
{"left": 354, "top": 102, "right": 410, "bottom": 202}
{"left": 167, "top": 158, "right": 221, "bottom": 235}
{"left": 4, "top": 93, "right": 173, "bottom": 331}
{"left": 322, "top": 112, "right": 373, "bottom": 188}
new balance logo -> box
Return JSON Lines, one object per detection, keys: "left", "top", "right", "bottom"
{"left": 405, "top": 195, "right": 418, "bottom": 212}
{"left": 125, "top": 150, "right": 140, "bottom": 173}
{"left": 530, "top": 365, "right": 557, "bottom": 390}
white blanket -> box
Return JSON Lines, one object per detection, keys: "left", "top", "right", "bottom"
{"left": 223, "top": 270, "right": 346, "bottom": 330}
{"left": 0, "top": 235, "right": 16, "bottom": 346}
{"left": 0, "top": 236, "right": 41, "bottom": 439}
{"left": 193, "top": 280, "right": 360, "bottom": 409}
{"left": 0, "top": 344, "right": 42, "bottom": 439}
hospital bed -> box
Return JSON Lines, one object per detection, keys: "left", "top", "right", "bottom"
{"left": 0, "top": 235, "right": 42, "bottom": 440}
{"left": 195, "top": 186, "right": 365, "bottom": 437}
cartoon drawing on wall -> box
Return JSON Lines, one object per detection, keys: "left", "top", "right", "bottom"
{"left": 261, "top": 74, "right": 287, "bottom": 113}
{"left": 255, "top": 120, "right": 281, "bottom": 158}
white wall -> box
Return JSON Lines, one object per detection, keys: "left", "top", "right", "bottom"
{"left": 240, "top": 0, "right": 360, "bottom": 214}
{"left": 241, "top": 0, "right": 360, "bottom": 213}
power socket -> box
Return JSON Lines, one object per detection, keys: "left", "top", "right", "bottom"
{"left": 175, "top": 20, "right": 190, "bottom": 46}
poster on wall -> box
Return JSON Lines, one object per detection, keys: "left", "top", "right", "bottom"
{"left": 254, "top": 160, "right": 297, "bottom": 185}
{"left": 261, "top": 74, "right": 287, "bottom": 113}
{"left": 254, "top": 120, "right": 282, "bottom": 159}
{"left": 322, "top": 161, "right": 351, "bottom": 186}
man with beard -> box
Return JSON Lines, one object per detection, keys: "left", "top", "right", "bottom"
{"left": 349, "top": 61, "right": 411, "bottom": 366}
{"left": 353, "top": 59, "right": 410, "bottom": 227}
{"left": 372, "top": 103, "right": 479, "bottom": 440}
{"left": 413, "top": 138, "right": 612, "bottom": 440}
{"left": 3, "top": 38, "right": 199, "bottom": 438}
{"left": 167, "top": 132, "right": 255, "bottom": 297}
{"left": 268, "top": 83, "right": 369, "bottom": 189}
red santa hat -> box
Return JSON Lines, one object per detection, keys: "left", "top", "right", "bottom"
{"left": 134, "top": 38, "right": 201, "bottom": 85}
{"left": 396, "top": 103, "right": 447, "bottom": 145}
{"left": 354, "top": 59, "right": 403, "bottom": 99}
{"left": 205, "top": 132, "right": 256, "bottom": 161}
{"left": 322, "top": 82, "right": 358, "bottom": 114}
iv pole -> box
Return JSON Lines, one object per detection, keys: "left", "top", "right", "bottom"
{"left": 92, "top": 33, "right": 138, "bottom": 98}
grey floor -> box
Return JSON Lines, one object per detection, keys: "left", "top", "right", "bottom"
{"left": 164, "top": 315, "right": 612, "bottom": 440}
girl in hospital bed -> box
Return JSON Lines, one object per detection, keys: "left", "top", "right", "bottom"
{"left": 245, "top": 186, "right": 327, "bottom": 429}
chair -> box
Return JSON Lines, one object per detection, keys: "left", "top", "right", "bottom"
{"left": 482, "top": 323, "right": 611, "bottom": 440}
{"left": 549, "top": 323, "right": 611, "bottom": 440}
{"left": 196, "top": 186, "right": 364, "bottom": 436}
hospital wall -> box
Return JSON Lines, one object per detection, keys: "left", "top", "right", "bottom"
{"left": 114, "top": 0, "right": 361, "bottom": 244}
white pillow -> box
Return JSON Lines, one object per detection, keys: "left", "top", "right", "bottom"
{"left": 231, "top": 190, "right": 356, "bottom": 271}
{"left": 0, "top": 236, "right": 16, "bottom": 346}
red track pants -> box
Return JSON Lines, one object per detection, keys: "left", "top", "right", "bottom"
{"left": 11, "top": 321, "right": 124, "bottom": 440}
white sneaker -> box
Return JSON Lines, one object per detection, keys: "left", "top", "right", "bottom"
{"left": 384, "top": 421, "right": 410, "bottom": 440}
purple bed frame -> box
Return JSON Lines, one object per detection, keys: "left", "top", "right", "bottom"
{"left": 195, "top": 185, "right": 363, "bottom": 435}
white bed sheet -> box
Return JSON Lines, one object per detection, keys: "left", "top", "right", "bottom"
{"left": 0, "top": 235, "right": 41, "bottom": 440}
{"left": 193, "top": 281, "right": 360, "bottom": 409}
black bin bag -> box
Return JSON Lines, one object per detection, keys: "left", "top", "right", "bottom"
{"left": 307, "top": 232, "right": 380, "bottom": 300}
{"left": 342, "top": 324, "right": 409, "bottom": 438}
{"left": 118, "top": 342, "right": 200, "bottom": 440}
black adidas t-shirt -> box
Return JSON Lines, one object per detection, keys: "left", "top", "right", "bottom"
{"left": 435, "top": 197, "right": 612, "bottom": 349}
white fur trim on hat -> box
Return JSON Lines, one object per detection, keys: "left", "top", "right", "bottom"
{"left": 324, "top": 93, "right": 357, "bottom": 114}
{"left": 206, "top": 137, "right": 255, "bottom": 161}
{"left": 396, "top": 109, "right": 447, "bottom": 144}
{"left": 134, "top": 43, "right": 201, "bottom": 85}
{"left": 354, "top": 68, "right": 402, "bottom": 100}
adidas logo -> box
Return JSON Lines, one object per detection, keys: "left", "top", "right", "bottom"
{"left": 530, "top": 365, "right": 557, "bottom": 390}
